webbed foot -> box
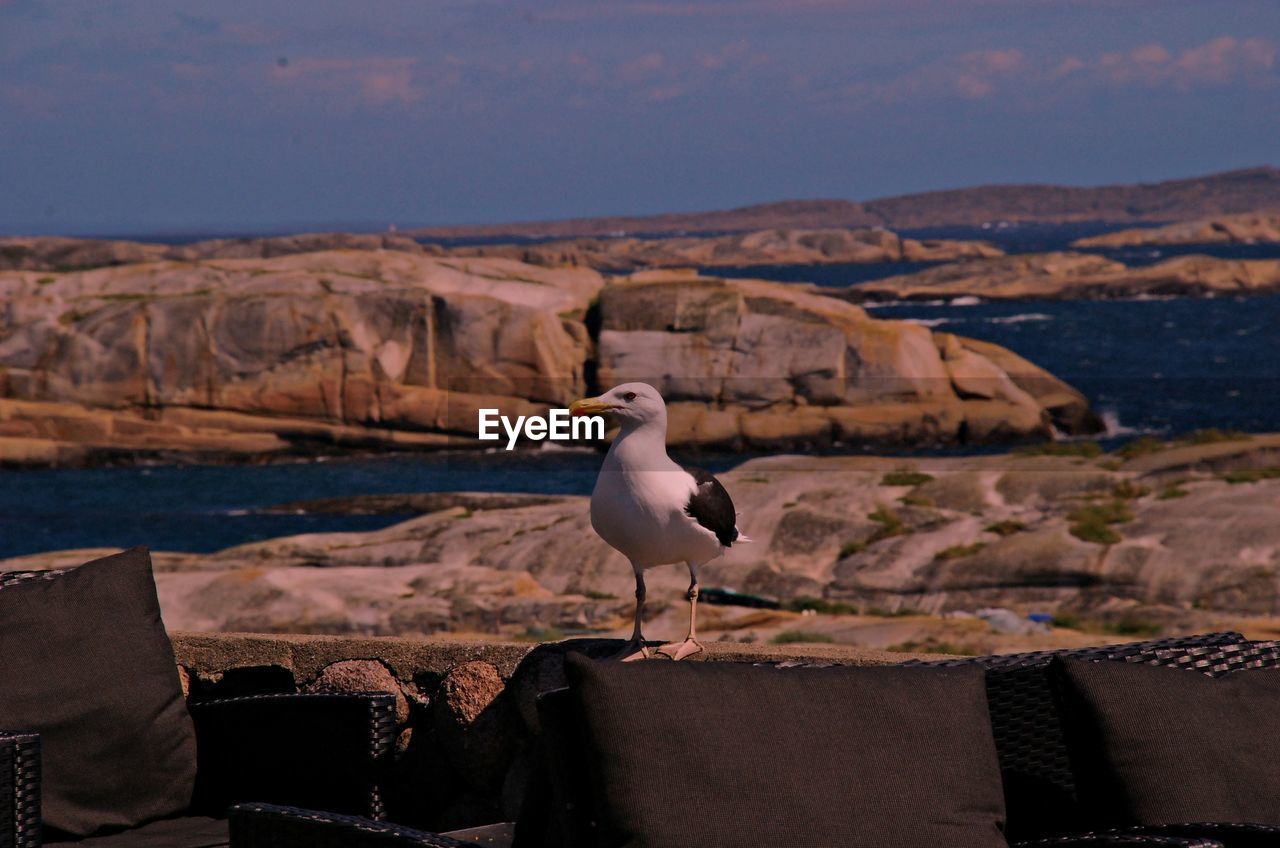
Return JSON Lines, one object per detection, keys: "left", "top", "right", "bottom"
{"left": 610, "top": 640, "right": 652, "bottom": 662}
{"left": 656, "top": 638, "right": 704, "bottom": 661}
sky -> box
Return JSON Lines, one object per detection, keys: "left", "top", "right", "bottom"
{"left": 1, "top": 0, "right": 1278, "bottom": 235}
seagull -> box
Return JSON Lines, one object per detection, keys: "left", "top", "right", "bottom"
{"left": 569, "top": 382, "right": 747, "bottom": 661}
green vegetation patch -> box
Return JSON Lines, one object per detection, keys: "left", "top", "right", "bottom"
{"left": 1050, "top": 612, "right": 1080, "bottom": 630}
{"left": 867, "top": 505, "right": 909, "bottom": 544}
{"left": 897, "top": 493, "right": 934, "bottom": 508}
{"left": 934, "top": 542, "right": 986, "bottom": 561}
{"left": 1051, "top": 611, "right": 1159, "bottom": 636}
{"left": 1103, "top": 615, "right": 1161, "bottom": 637}
{"left": 1111, "top": 480, "right": 1151, "bottom": 500}
{"left": 1112, "top": 429, "right": 1250, "bottom": 463}
{"left": 1184, "top": 428, "right": 1249, "bottom": 445}
{"left": 837, "top": 540, "right": 866, "bottom": 558}
{"left": 36, "top": 275, "right": 57, "bottom": 286}
{"left": 880, "top": 470, "right": 934, "bottom": 487}
{"left": 772, "top": 630, "right": 835, "bottom": 645}
{"left": 985, "top": 519, "right": 1026, "bottom": 537}
{"left": 1114, "top": 436, "right": 1166, "bottom": 460}
{"left": 1220, "top": 467, "right": 1280, "bottom": 484}
{"left": 1157, "top": 486, "right": 1190, "bottom": 500}
{"left": 1068, "top": 499, "right": 1133, "bottom": 545}
{"left": 518, "top": 626, "right": 566, "bottom": 642}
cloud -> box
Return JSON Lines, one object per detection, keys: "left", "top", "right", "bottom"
{"left": 1068, "top": 36, "right": 1275, "bottom": 89}
{"left": 619, "top": 52, "right": 666, "bottom": 82}
{"left": 269, "top": 57, "right": 426, "bottom": 106}
{"left": 829, "top": 34, "right": 1277, "bottom": 111}
{"left": 848, "top": 47, "right": 1027, "bottom": 104}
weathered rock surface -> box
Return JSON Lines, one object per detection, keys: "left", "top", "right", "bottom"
{"left": 0, "top": 254, "right": 1096, "bottom": 464}
{"left": 596, "top": 271, "right": 1098, "bottom": 446}
{"left": 1073, "top": 213, "right": 1280, "bottom": 248}
{"left": 0, "top": 251, "right": 601, "bottom": 464}
{"left": 0, "top": 233, "right": 439, "bottom": 271}
{"left": 11, "top": 436, "right": 1279, "bottom": 645}
{"left": 837, "top": 252, "right": 1280, "bottom": 302}
{"left": 452, "top": 228, "right": 1002, "bottom": 271}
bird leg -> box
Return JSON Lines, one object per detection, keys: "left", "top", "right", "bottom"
{"left": 658, "top": 569, "right": 704, "bottom": 660}
{"left": 611, "top": 569, "right": 650, "bottom": 662}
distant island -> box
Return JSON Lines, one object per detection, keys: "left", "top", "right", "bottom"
{"left": 410, "top": 166, "right": 1280, "bottom": 239}
{"left": 1072, "top": 212, "right": 1280, "bottom": 248}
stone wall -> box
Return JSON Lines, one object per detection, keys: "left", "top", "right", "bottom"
{"left": 171, "top": 632, "right": 931, "bottom": 832}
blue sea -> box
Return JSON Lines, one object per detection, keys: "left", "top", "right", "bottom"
{"left": 3, "top": 224, "right": 1278, "bottom": 558}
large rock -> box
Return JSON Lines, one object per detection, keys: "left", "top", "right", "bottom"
{"left": 838, "top": 252, "right": 1280, "bottom": 302}
{"left": 452, "top": 228, "right": 1001, "bottom": 271}
{"left": 1073, "top": 213, "right": 1280, "bottom": 248}
{"left": 306, "top": 659, "right": 410, "bottom": 723}
{"left": 0, "top": 251, "right": 602, "bottom": 462}
{"left": 596, "top": 272, "right": 1096, "bottom": 446}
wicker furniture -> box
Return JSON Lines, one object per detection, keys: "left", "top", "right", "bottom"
{"left": 226, "top": 804, "right": 1224, "bottom": 848}
{"left": 1079, "top": 640, "right": 1280, "bottom": 848}
{"left": 0, "top": 567, "right": 399, "bottom": 848}
{"left": 0, "top": 692, "right": 396, "bottom": 848}
{"left": 902, "top": 631, "right": 1250, "bottom": 841}
{"left": 227, "top": 632, "right": 1264, "bottom": 848}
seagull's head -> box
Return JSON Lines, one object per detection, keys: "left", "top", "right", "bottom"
{"left": 569, "top": 382, "right": 666, "bottom": 430}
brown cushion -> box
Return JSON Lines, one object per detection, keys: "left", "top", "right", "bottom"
{"left": 0, "top": 547, "right": 197, "bottom": 837}
{"left": 1055, "top": 657, "right": 1280, "bottom": 827}
{"left": 563, "top": 654, "right": 1009, "bottom": 848}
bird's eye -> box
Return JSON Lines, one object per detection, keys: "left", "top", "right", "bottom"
{"left": 623, "top": 392, "right": 637, "bottom": 402}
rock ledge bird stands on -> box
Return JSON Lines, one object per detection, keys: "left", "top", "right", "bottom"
{"left": 569, "top": 383, "right": 748, "bottom": 661}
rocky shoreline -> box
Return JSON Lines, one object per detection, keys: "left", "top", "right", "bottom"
{"left": 832, "top": 252, "right": 1280, "bottom": 302}
{"left": 448, "top": 227, "right": 1002, "bottom": 271}
{"left": 0, "top": 250, "right": 1098, "bottom": 467}
{"left": 6, "top": 434, "right": 1279, "bottom": 654}
{"left": 1073, "top": 212, "right": 1280, "bottom": 248}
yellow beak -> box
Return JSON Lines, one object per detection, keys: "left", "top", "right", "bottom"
{"left": 569, "top": 397, "right": 614, "bottom": 417}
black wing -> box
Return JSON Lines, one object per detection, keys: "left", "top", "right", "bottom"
{"left": 681, "top": 465, "right": 739, "bottom": 547}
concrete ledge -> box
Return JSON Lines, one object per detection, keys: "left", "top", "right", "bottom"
{"left": 169, "top": 631, "right": 939, "bottom": 831}
{"left": 171, "top": 631, "right": 935, "bottom": 679}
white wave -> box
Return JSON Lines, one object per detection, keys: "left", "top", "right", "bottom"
{"left": 985, "top": 313, "right": 1053, "bottom": 325}
{"left": 1098, "top": 409, "right": 1165, "bottom": 439}
{"left": 864, "top": 298, "right": 951, "bottom": 308}
{"left": 902, "top": 317, "right": 954, "bottom": 328}
{"left": 949, "top": 296, "right": 983, "bottom": 306}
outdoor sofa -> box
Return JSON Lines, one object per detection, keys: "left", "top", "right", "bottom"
{"left": 0, "top": 548, "right": 397, "bottom": 848}
{"left": 227, "top": 630, "right": 1280, "bottom": 848}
